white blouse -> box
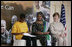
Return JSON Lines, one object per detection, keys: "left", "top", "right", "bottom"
{"left": 50, "top": 22, "right": 65, "bottom": 37}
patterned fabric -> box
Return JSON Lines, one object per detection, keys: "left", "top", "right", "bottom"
{"left": 1, "top": 30, "right": 9, "bottom": 44}
{"left": 32, "top": 22, "right": 44, "bottom": 35}
{"left": 60, "top": 4, "right": 67, "bottom": 46}
{"left": 32, "top": 23, "right": 45, "bottom": 37}
{"left": 32, "top": 21, "right": 47, "bottom": 46}
{"left": 7, "top": 29, "right": 12, "bottom": 44}
{"left": 50, "top": 22, "right": 64, "bottom": 46}
{"left": 60, "top": 4, "right": 66, "bottom": 27}
{"left": 43, "top": 21, "right": 50, "bottom": 40}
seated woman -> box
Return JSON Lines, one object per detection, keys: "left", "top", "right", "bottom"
{"left": 1, "top": 20, "right": 9, "bottom": 44}
{"left": 50, "top": 12, "right": 65, "bottom": 46}
{"left": 32, "top": 12, "right": 50, "bottom": 46}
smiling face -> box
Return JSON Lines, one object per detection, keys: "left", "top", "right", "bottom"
{"left": 53, "top": 12, "right": 60, "bottom": 22}
{"left": 53, "top": 14, "right": 59, "bottom": 22}
{"left": 37, "top": 14, "right": 42, "bottom": 21}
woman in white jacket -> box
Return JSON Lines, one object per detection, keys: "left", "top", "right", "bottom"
{"left": 50, "top": 12, "right": 65, "bottom": 46}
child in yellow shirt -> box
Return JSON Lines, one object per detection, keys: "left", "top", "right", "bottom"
{"left": 11, "top": 13, "right": 37, "bottom": 46}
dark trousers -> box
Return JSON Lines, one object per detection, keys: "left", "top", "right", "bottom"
{"left": 22, "top": 36, "right": 37, "bottom": 46}
{"left": 37, "top": 36, "right": 47, "bottom": 46}
{"left": 51, "top": 36, "right": 57, "bottom": 46}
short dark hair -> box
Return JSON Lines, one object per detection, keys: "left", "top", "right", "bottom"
{"left": 53, "top": 12, "right": 60, "bottom": 18}
{"left": 20, "top": 13, "right": 25, "bottom": 19}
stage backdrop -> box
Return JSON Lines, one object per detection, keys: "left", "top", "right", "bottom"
{"left": 1, "top": 1, "right": 50, "bottom": 30}
{"left": 1, "top": 1, "right": 34, "bottom": 30}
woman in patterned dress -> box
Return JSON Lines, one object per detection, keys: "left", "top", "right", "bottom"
{"left": 32, "top": 12, "right": 49, "bottom": 46}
